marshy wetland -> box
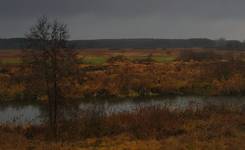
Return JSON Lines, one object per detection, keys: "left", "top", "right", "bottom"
{"left": 1, "top": 48, "right": 245, "bottom": 149}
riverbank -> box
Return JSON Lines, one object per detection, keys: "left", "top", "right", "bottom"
{"left": 1, "top": 133, "right": 244, "bottom": 150}
{"left": 0, "top": 105, "right": 244, "bottom": 149}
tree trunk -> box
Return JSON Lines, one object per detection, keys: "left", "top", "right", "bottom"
{"left": 53, "top": 50, "right": 58, "bottom": 140}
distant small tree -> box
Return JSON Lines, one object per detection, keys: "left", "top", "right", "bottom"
{"left": 23, "top": 16, "right": 78, "bottom": 138}
{"left": 215, "top": 38, "right": 226, "bottom": 48}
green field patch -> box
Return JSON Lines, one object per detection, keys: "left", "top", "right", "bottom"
{"left": 78, "top": 56, "right": 109, "bottom": 65}
{"left": 76, "top": 54, "right": 176, "bottom": 65}
{"left": 0, "top": 58, "right": 22, "bottom": 65}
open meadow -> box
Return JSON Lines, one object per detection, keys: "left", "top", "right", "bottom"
{"left": 1, "top": 48, "right": 245, "bottom": 100}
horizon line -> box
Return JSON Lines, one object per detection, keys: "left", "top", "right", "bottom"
{"left": 0, "top": 37, "right": 242, "bottom": 42}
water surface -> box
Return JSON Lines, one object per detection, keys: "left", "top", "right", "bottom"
{"left": 0, "top": 96, "right": 244, "bottom": 125}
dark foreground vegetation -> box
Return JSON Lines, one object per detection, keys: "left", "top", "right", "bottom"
{"left": 0, "top": 105, "right": 244, "bottom": 149}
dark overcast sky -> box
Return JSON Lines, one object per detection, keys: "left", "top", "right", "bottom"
{"left": 1, "top": 0, "right": 245, "bottom": 40}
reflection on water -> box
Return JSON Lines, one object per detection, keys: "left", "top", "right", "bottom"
{"left": 79, "top": 96, "right": 245, "bottom": 114}
{"left": 0, "top": 105, "right": 42, "bottom": 125}
{"left": 0, "top": 96, "right": 245, "bottom": 125}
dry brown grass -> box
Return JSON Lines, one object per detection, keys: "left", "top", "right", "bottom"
{"left": 1, "top": 48, "right": 245, "bottom": 101}
{"left": 0, "top": 106, "right": 244, "bottom": 149}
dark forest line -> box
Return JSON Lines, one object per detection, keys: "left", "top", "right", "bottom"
{"left": 0, "top": 38, "right": 244, "bottom": 50}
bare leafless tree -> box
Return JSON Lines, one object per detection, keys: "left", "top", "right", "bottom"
{"left": 23, "top": 16, "right": 78, "bottom": 138}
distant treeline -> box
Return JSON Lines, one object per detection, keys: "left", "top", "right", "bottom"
{"left": 0, "top": 38, "right": 245, "bottom": 50}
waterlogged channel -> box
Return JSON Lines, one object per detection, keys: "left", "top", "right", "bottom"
{"left": 0, "top": 96, "right": 245, "bottom": 125}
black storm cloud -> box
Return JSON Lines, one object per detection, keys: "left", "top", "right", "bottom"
{"left": 1, "top": 0, "right": 245, "bottom": 40}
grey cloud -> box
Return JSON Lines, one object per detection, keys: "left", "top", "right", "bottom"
{"left": 1, "top": 0, "right": 245, "bottom": 19}
{"left": 1, "top": 0, "right": 245, "bottom": 40}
